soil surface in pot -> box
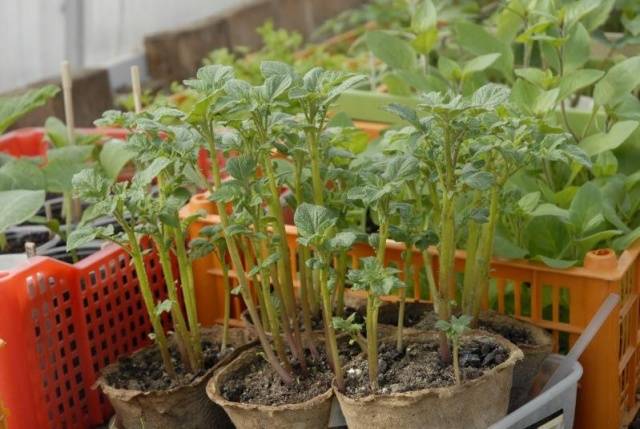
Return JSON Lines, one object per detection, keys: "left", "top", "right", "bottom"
{"left": 1, "top": 230, "right": 51, "bottom": 254}
{"left": 106, "top": 338, "right": 234, "bottom": 391}
{"left": 221, "top": 348, "right": 334, "bottom": 406}
{"left": 344, "top": 336, "right": 509, "bottom": 398}
{"left": 414, "top": 311, "right": 536, "bottom": 346}
{"left": 477, "top": 318, "right": 536, "bottom": 346}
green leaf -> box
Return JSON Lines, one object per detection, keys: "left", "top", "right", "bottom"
{"left": 575, "top": 229, "right": 621, "bottom": 252}
{"left": 592, "top": 151, "right": 618, "bottom": 177}
{"left": 594, "top": 56, "right": 640, "bottom": 107}
{"left": 613, "top": 225, "right": 640, "bottom": 252}
{"left": 531, "top": 203, "right": 569, "bottom": 221}
{"left": 518, "top": 191, "right": 540, "bottom": 213}
{"left": 563, "top": 24, "right": 590, "bottom": 73}
{"left": 557, "top": 69, "right": 604, "bottom": 101}
{"left": 532, "top": 255, "right": 578, "bottom": 269}
{"left": 184, "top": 65, "right": 234, "bottom": 92}
{"left": 294, "top": 203, "right": 337, "bottom": 242}
{"left": 438, "top": 56, "right": 461, "bottom": 82}
{"left": 260, "top": 61, "right": 293, "bottom": 79}
{"left": 411, "top": 0, "right": 437, "bottom": 33}
{"left": 226, "top": 156, "right": 256, "bottom": 182}
{"left": 494, "top": 233, "right": 528, "bottom": 259}
{"left": 462, "top": 53, "right": 502, "bottom": 77}
{"left": 579, "top": 120, "right": 639, "bottom": 157}
{"left": 134, "top": 157, "right": 171, "bottom": 185}
{"left": 0, "top": 85, "right": 59, "bottom": 134}
{"left": 412, "top": 28, "right": 438, "bottom": 55}
{"left": 0, "top": 159, "right": 45, "bottom": 191}
{"left": 365, "top": 31, "right": 416, "bottom": 71}
{"left": 66, "top": 226, "right": 99, "bottom": 251}
{"left": 44, "top": 117, "right": 69, "bottom": 147}
{"left": 568, "top": 182, "right": 603, "bottom": 233}
{"left": 470, "top": 83, "right": 510, "bottom": 109}
{"left": 0, "top": 190, "right": 45, "bottom": 233}
{"left": 100, "top": 139, "right": 134, "bottom": 181}
{"left": 514, "top": 68, "right": 549, "bottom": 88}
{"left": 43, "top": 159, "right": 87, "bottom": 193}
{"left": 264, "top": 74, "right": 292, "bottom": 101}
{"left": 328, "top": 231, "right": 357, "bottom": 251}
{"left": 454, "top": 21, "right": 514, "bottom": 81}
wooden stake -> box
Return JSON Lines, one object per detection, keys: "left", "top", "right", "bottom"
{"left": 60, "top": 61, "right": 75, "bottom": 146}
{"left": 130, "top": 65, "right": 143, "bottom": 114}
{"left": 25, "top": 242, "right": 36, "bottom": 258}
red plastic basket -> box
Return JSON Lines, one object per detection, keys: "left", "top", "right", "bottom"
{"left": 0, "top": 242, "right": 168, "bottom": 429}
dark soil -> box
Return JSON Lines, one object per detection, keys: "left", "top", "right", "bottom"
{"left": 344, "top": 337, "right": 508, "bottom": 398}
{"left": 1, "top": 229, "right": 52, "bottom": 254}
{"left": 221, "top": 348, "right": 334, "bottom": 406}
{"left": 413, "top": 310, "right": 536, "bottom": 346}
{"left": 377, "top": 302, "right": 433, "bottom": 328}
{"left": 106, "top": 339, "right": 233, "bottom": 391}
{"left": 478, "top": 318, "right": 535, "bottom": 346}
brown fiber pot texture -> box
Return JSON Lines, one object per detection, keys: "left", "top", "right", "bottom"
{"left": 98, "top": 326, "right": 254, "bottom": 429}
{"left": 478, "top": 312, "right": 552, "bottom": 411}
{"left": 206, "top": 346, "right": 334, "bottom": 429}
{"left": 334, "top": 330, "right": 523, "bottom": 429}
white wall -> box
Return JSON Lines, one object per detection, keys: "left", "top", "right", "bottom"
{"left": 0, "top": 0, "right": 251, "bottom": 92}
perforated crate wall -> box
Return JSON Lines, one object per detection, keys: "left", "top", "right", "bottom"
{"left": 0, "top": 242, "right": 168, "bottom": 429}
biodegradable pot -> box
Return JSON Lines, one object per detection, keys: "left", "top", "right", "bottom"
{"left": 97, "top": 326, "right": 254, "bottom": 429}
{"left": 206, "top": 346, "right": 334, "bottom": 429}
{"left": 477, "top": 312, "right": 552, "bottom": 411}
{"left": 377, "top": 301, "right": 552, "bottom": 411}
{"left": 334, "top": 331, "right": 523, "bottom": 429}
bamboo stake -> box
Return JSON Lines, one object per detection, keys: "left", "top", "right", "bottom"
{"left": 130, "top": 65, "right": 143, "bottom": 113}
{"left": 60, "top": 61, "right": 75, "bottom": 146}
{"left": 60, "top": 61, "right": 80, "bottom": 229}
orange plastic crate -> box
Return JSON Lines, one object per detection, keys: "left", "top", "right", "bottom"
{"left": 0, "top": 242, "right": 168, "bottom": 429}
{"left": 184, "top": 191, "right": 640, "bottom": 429}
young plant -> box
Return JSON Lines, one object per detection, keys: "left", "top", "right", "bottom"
{"left": 294, "top": 203, "right": 357, "bottom": 390}
{"left": 435, "top": 314, "right": 471, "bottom": 385}
{"left": 345, "top": 154, "right": 416, "bottom": 390}
{"left": 68, "top": 109, "right": 206, "bottom": 375}
{"left": 347, "top": 257, "right": 404, "bottom": 391}
{"left": 183, "top": 64, "right": 294, "bottom": 384}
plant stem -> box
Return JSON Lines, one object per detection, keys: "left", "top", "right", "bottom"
{"left": 127, "top": 230, "right": 176, "bottom": 378}
{"left": 172, "top": 226, "right": 203, "bottom": 367}
{"left": 366, "top": 294, "right": 379, "bottom": 391}
{"left": 256, "top": 238, "right": 292, "bottom": 372}
{"left": 63, "top": 192, "right": 78, "bottom": 263}
{"left": 155, "top": 239, "right": 197, "bottom": 371}
{"left": 319, "top": 252, "right": 343, "bottom": 389}
{"left": 220, "top": 255, "right": 231, "bottom": 351}
{"left": 204, "top": 128, "right": 293, "bottom": 384}
{"left": 453, "top": 338, "right": 461, "bottom": 385}
{"left": 421, "top": 249, "right": 439, "bottom": 314}
{"left": 307, "top": 129, "right": 324, "bottom": 206}
{"left": 334, "top": 251, "right": 348, "bottom": 317}
{"left": 261, "top": 153, "right": 307, "bottom": 366}
{"left": 397, "top": 248, "right": 411, "bottom": 352}
{"left": 240, "top": 237, "right": 269, "bottom": 329}
{"left": 461, "top": 191, "right": 481, "bottom": 315}
{"left": 472, "top": 185, "right": 500, "bottom": 320}
{"left": 437, "top": 194, "right": 454, "bottom": 363}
